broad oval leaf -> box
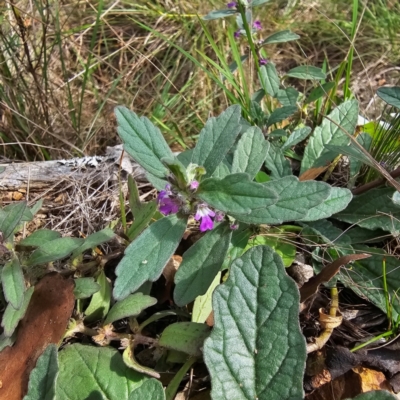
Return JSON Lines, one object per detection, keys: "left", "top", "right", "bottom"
{"left": 174, "top": 223, "right": 232, "bottom": 307}
{"left": 204, "top": 246, "right": 306, "bottom": 400}
{"left": 26, "top": 238, "right": 84, "bottom": 267}
{"left": 203, "top": 9, "right": 237, "bottom": 20}
{"left": 19, "top": 230, "right": 61, "bottom": 247}
{"left": 115, "top": 106, "right": 173, "bottom": 178}
{"left": 259, "top": 63, "right": 280, "bottom": 97}
{"left": 2, "top": 257, "right": 25, "bottom": 309}
{"left": 334, "top": 187, "right": 400, "bottom": 233}
{"left": 129, "top": 379, "right": 165, "bottom": 400}
{"left": 71, "top": 228, "right": 115, "bottom": 259}
{"left": 197, "top": 173, "right": 278, "bottom": 215}
{"left": 231, "top": 127, "right": 269, "bottom": 179}
{"left": 261, "top": 30, "right": 300, "bottom": 45}
{"left": 377, "top": 86, "right": 400, "bottom": 109}
{"left": 56, "top": 344, "right": 146, "bottom": 399}
{"left": 24, "top": 344, "right": 58, "bottom": 400}
{"left": 231, "top": 176, "right": 331, "bottom": 224}
{"left": 275, "top": 87, "right": 299, "bottom": 107}
{"left": 1, "top": 286, "right": 34, "bottom": 337}
{"left": 286, "top": 66, "right": 326, "bottom": 80}
{"left": 251, "top": 0, "right": 272, "bottom": 6}
{"left": 73, "top": 277, "right": 100, "bottom": 299}
{"left": 159, "top": 322, "right": 210, "bottom": 357}
{"left": 299, "top": 187, "right": 353, "bottom": 221}
{"left": 281, "top": 126, "right": 312, "bottom": 151}
{"left": 113, "top": 214, "right": 188, "bottom": 300}
{"left": 266, "top": 105, "right": 297, "bottom": 128}
{"left": 127, "top": 200, "right": 157, "bottom": 241}
{"left": 264, "top": 143, "right": 292, "bottom": 179}
{"left": 337, "top": 245, "right": 400, "bottom": 321}
{"left": 191, "top": 105, "right": 242, "bottom": 178}
{"left": 84, "top": 270, "right": 112, "bottom": 321}
{"left": 305, "top": 82, "right": 335, "bottom": 104}
{"left": 104, "top": 293, "right": 157, "bottom": 325}
{"left": 0, "top": 201, "right": 27, "bottom": 240}
{"left": 300, "top": 100, "right": 359, "bottom": 174}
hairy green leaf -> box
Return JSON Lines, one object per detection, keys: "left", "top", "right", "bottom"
{"left": 0, "top": 201, "right": 27, "bottom": 240}
{"left": 275, "top": 87, "right": 299, "bottom": 107}
{"left": 377, "top": 86, "right": 400, "bottom": 109}
{"left": 129, "top": 379, "right": 165, "bottom": 400}
{"left": 114, "top": 214, "right": 187, "bottom": 300}
{"left": 203, "top": 9, "right": 237, "bottom": 20}
{"left": 204, "top": 246, "right": 306, "bottom": 400}
{"left": 2, "top": 257, "right": 25, "bottom": 309}
{"left": 286, "top": 66, "right": 326, "bottom": 80}
{"left": 26, "top": 238, "right": 84, "bottom": 267}
{"left": 259, "top": 63, "right": 280, "bottom": 97}
{"left": 191, "top": 105, "right": 242, "bottom": 177}
{"left": 281, "top": 127, "right": 311, "bottom": 151}
{"left": 84, "top": 270, "right": 112, "bottom": 321}
{"left": 197, "top": 173, "right": 278, "bottom": 215}
{"left": 56, "top": 344, "right": 146, "bottom": 399}
{"left": 115, "top": 106, "right": 172, "bottom": 178}
{"left": 338, "top": 246, "right": 400, "bottom": 321}
{"left": 174, "top": 223, "right": 231, "bottom": 306}
{"left": 266, "top": 106, "right": 297, "bottom": 127}
{"left": 300, "top": 187, "right": 353, "bottom": 221}
{"left": 24, "top": 344, "right": 58, "bottom": 400}
{"left": 71, "top": 228, "right": 115, "bottom": 259}
{"left": 105, "top": 293, "right": 157, "bottom": 325}
{"left": 334, "top": 187, "right": 400, "bottom": 232}
{"left": 261, "top": 30, "right": 300, "bottom": 45}
{"left": 264, "top": 143, "right": 292, "bottom": 179}
{"left": 19, "top": 230, "right": 61, "bottom": 247}
{"left": 73, "top": 278, "right": 100, "bottom": 299}
{"left": 301, "top": 100, "right": 359, "bottom": 174}
{"left": 245, "top": 233, "right": 296, "bottom": 267}
{"left": 304, "top": 82, "right": 335, "bottom": 104}
{"left": 127, "top": 201, "right": 157, "bottom": 241}
{"left": 1, "top": 286, "right": 34, "bottom": 337}
{"left": 232, "top": 127, "right": 269, "bottom": 179}
{"left": 159, "top": 322, "right": 210, "bottom": 357}
{"left": 231, "top": 176, "right": 330, "bottom": 224}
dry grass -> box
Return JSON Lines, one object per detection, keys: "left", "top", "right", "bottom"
{"left": 0, "top": 0, "right": 399, "bottom": 162}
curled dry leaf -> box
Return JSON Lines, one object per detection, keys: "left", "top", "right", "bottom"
{"left": 300, "top": 253, "right": 371, "bottom": 303}
{"left": 0, "top": 273, "right": 75, "bottom": 399}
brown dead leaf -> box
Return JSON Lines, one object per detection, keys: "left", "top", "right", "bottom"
{"left": 300, "top": 253, "right": 371, "bottom": 303}
{"left": 299, "top": 166, "right": 329, "bottom": 181}
{"left": 306, "top": 368, "right": 394, "bottom": 399}
{"left": 0, "top": 273, "right": 75, "bottom": 399}
{"left": 162, "top": 255, "right": 182, "bottom": 284}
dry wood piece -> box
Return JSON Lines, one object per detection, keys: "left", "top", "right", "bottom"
{"left": 0, "top": 146, "right": 154, "bottom": 235}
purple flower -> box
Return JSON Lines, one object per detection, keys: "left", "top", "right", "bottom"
{"left": 189, "top": 180, "right": 199, "bottom": 190}
{"left": 230, "top": 223, "right": 239, "bottom": 230}
{"left": 195, "top": 205, "right": 216, "bottom": 232}
{"left": 253, "top": 20, "right": 262, "bottom": 30}
{"left": 157, "top": 185, "right": 180, "bottom": 215}
{"left": 215, "top": 211, "right": 225, "bottom": 222}
{"left": 259, "top": 58, "right": 268, "bottom": 66}
{"left": 227, "top": 1, "right": 237, "bottom": 8}
{"left": 234, "top": 30, "right": 241, "bottom": 39}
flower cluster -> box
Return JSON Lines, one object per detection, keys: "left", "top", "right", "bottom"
{"left": 157, "top": 184, "right": 181, "bottom": 215}
{"left": 156, "top": 183, "right": 227, "bottom": 232}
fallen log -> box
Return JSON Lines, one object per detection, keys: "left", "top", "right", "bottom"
{"left": 0, "top": 146, "right": 154, "bottom": 233}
